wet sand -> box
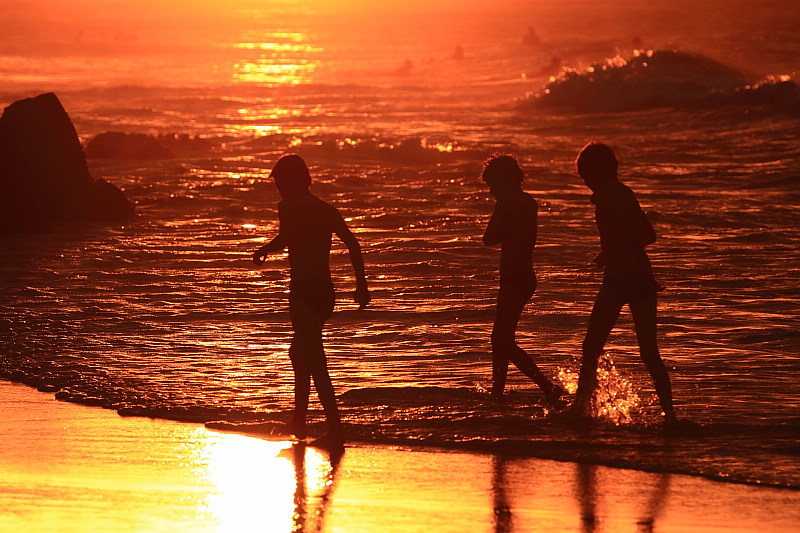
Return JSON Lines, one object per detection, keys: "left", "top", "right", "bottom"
{"left": 1, "top": 380, "right": 798, "bottom": 532}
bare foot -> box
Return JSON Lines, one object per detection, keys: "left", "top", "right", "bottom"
{"left": 309, "top": 432, "right": 345, "bottom": 452}
{"left": 287, "top": 421, "right": 307, "bottom": 441}
{"left": 546, "top": 384, "right": 568, "bottom": 410}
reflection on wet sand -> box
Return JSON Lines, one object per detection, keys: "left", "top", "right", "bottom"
{"left": 2, "top": 382, "right": 798, "bottom": 532}
{"left": 574, "top": 462, "right": 671, "bottom": 533}
{"left": 491, "top": 453, "right": 674, "bottom": 532}
{"left": 197, "top": 434, "right": 340, "bottom": 532}
{"left": 287, "top": 443, "right": 341, "bottom": 533}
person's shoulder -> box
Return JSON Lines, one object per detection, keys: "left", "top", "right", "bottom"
{"left": 521, "top": 191, "right": 538, "bottom": 208}
{"left": 616, "top": 180, "right": 636, "bottom": 197}
{"left": 597, "top": 180, "right": 633, "bottom": 201}
{"left": 308, "top": 194, "right": 341, "bottom": 215}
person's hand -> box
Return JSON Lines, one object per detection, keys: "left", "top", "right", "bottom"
{"left": 253, "top": 248, "right": 266, "bottom": 265}
{"left": 354, "top": 286, "right": 371, "bottom": 310}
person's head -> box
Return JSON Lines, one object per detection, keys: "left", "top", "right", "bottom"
{"left": 576, "top": 141, "right": 618, "bottom": 191}
{"left": 481, "top": 153, "right": 523, "bottom": 197}
{"left": 271, "top": 154, "right": 311, "bottom": 198}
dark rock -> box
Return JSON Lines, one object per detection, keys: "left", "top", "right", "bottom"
{"left": 85, "top": 131, "right": 174, "bottom": 159}
{"left": 0, "top": 92, "right": 135, "bottom": 234}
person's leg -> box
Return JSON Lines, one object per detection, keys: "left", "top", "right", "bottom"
{"left": 492, "top": 285, "right": 562, "bottom": 402}
{"left": 289, "top": 298, "right": 327, "bottom": 439}
{"left": 574, "top": 287, "right": 624, "bottom": 414}
{"left": 490, "top": 310, "right": 512, "bottom": 398}
{"left": 507, "top": 344, "right": 565, "bottom": 402}
{"left": 291, "top": 285, "right": 344, "bottom": 438}
{"left": 310, "top": 362, "right": 343, "bottom": 435}
{"left": 629, "top": 293, "right": 676, "bottom": 423}
{"left": 288, "top": 343, "right": 311, "bottom": 439}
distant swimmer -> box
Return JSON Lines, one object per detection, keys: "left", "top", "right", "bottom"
{"left": 534, "top": 56, "right": 562, "bottom": 78}
{"left": 522, "top": 26, "right": 541, "bottom": 47}
{"left": 253, "top": 154, "right": 370, "bottom": 449}
{"left": 481, "top": 154, "right": 565, "bottom": 407}
{"left": 570, "top": 142, "right": 678, "bottom": 427}
{"left": 393, "top": 59, "right": 413, "bottom": 76}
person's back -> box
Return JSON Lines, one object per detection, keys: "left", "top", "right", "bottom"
{"left": 591, "top": 179, "right": 654, "bottom": 276}
{"left": 495, "top": 191, "right": 538, "bottom": 284}
{"left": 278, "top": 192, "right": 341, "bottom": 283}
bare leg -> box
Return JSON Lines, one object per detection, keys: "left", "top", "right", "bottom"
{"left": 491, "top": 284, "right": 562, "bottom": 403}
{"left": 289, "top": 342, "right": 311, "bottom": 439}
{"left": 311, "top": 364, "right": 343, "bottom": 435}
{"left": 575, "top": 287, "right": 624, "bottom": 415}
{"left": 289, "top": 297, "right": 341, "bottom": 438}
{"left": 629, "top": 293, "right": 676, "bottom": 424}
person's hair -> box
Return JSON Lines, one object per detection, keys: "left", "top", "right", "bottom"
{"left": 271, "top": 154, "right": 311, "bottom": 194}
{"left": 481, "top": 153, "right": 524, "bottom": 184}
{"left": 576, "top": 142, "right": 618, "bottom": 181}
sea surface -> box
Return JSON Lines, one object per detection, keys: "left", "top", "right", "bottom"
{"left": 1, "top": 0, "right": 799, "bottom": 489}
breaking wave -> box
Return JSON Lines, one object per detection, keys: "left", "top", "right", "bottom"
{"left": 524, "top": 49, "right": 799, "bottom": 113}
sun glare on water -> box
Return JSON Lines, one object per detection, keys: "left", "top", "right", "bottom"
{"left": 230, "top": 30, "right": 321, "bottom": 85}
{"left": 183, "top": 432, "right": 334, "bottom": 532}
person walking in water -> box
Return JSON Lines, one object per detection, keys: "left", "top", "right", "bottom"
{"left": 571, "top": 142, "right": 677, "bottom": 426}
{"left": 482, "top": 154, "right": 565, "bottom": 406}
{"left": 253, "top": 154, "right": 370, "bottom": 448}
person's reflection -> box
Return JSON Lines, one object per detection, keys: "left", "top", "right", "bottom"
{"left": 491, "top": 455, "right": 512, "bottom": 533}
{"left": 574, "top": 462, "right": 671, "bottom": 532}
{"left": 576, "top": 463, "right": 598, "bottom": 533}
{"left": 637, "top": 472, "right": 670, "bottom": 532}
{"left": 288, "top": 443, "right": 343, "bottom": 533}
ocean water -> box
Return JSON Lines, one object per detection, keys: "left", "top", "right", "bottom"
{"left": 1, "top": 0, "right": 799, "bottom": 489}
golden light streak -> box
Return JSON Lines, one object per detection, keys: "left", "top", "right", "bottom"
{"left": 185, "top": 433, "right": 335, "bottom": 532}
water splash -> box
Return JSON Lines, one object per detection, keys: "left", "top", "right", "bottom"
{"left": 558, "top": 353, "right": 642, "bottom": 426}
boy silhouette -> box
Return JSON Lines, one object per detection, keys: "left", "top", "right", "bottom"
{"left": 253, "top": 154, "right": 370, "bottom": 447}
{"left": 571, "top": 142, "right": 677, "bottom": 426}
{"left": 482, "top": 154, "right": 565, "bottom": 406}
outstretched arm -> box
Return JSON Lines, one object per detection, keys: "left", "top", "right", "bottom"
{"left": 252, "top": 234, "right": 287, "bottom": 265}
{"left": 335, "top": 221, "right": 370, "bottom": 309}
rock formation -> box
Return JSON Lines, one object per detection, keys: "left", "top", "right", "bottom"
{"left": 0, "top": 92, "right": 135, "bottom": 234}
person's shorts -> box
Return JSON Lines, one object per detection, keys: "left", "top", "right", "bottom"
{"left": 601, "top": 272, "right": 661, "bottom": 303}
{"left": 498, "top": 272, "right": 537, "bottom": 302}
{"left": 289, "top": 280, "right": 335, "bottom": 321}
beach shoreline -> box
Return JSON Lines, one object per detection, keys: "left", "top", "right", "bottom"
{"left": 2, "top": 379, "right": 799, "bottom": 532}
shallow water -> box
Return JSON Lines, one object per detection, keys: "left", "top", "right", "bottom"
{"left": 1, "top": 0, "right": 799, "bottom": 489}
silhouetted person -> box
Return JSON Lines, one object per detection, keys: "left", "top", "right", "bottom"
{"left": 253, "top": 154, "right": 370, "bottom": 448}
{"left": 394, "top": 59, "right": 413, "bottom": 76}
{"left": 522, "top": 26, "right": 541, "bottom": 47}
{"left": 571, "top": 142, "right": 677, "bottom": 426}
{"left": 482, "top": 154, "right": 565, "bottom": 406}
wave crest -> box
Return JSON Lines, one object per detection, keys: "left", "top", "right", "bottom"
{"left": 524, "top": 49, "right": 799, "bottom": 113}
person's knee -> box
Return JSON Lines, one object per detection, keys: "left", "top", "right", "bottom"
{"left": 491, "top": 328, "right": 516, "bottom": 349}
{"left": 581, "top": 337, "right": 603, "bottom": 359}
{"left": 639, "top": 349, "right": 665, "bottom": 372}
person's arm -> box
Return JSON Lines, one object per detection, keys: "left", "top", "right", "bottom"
{"left": 334, "top": 215, "right": 370, "bottom": 309}
{"left": 637, "top": 209, "right": 657, "bottom": 247}
{"left": 252, "top": 234, "right": 287, "bottom": 265}
{"left": 483, "top": 203, "right": 508, "bottom": 246}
